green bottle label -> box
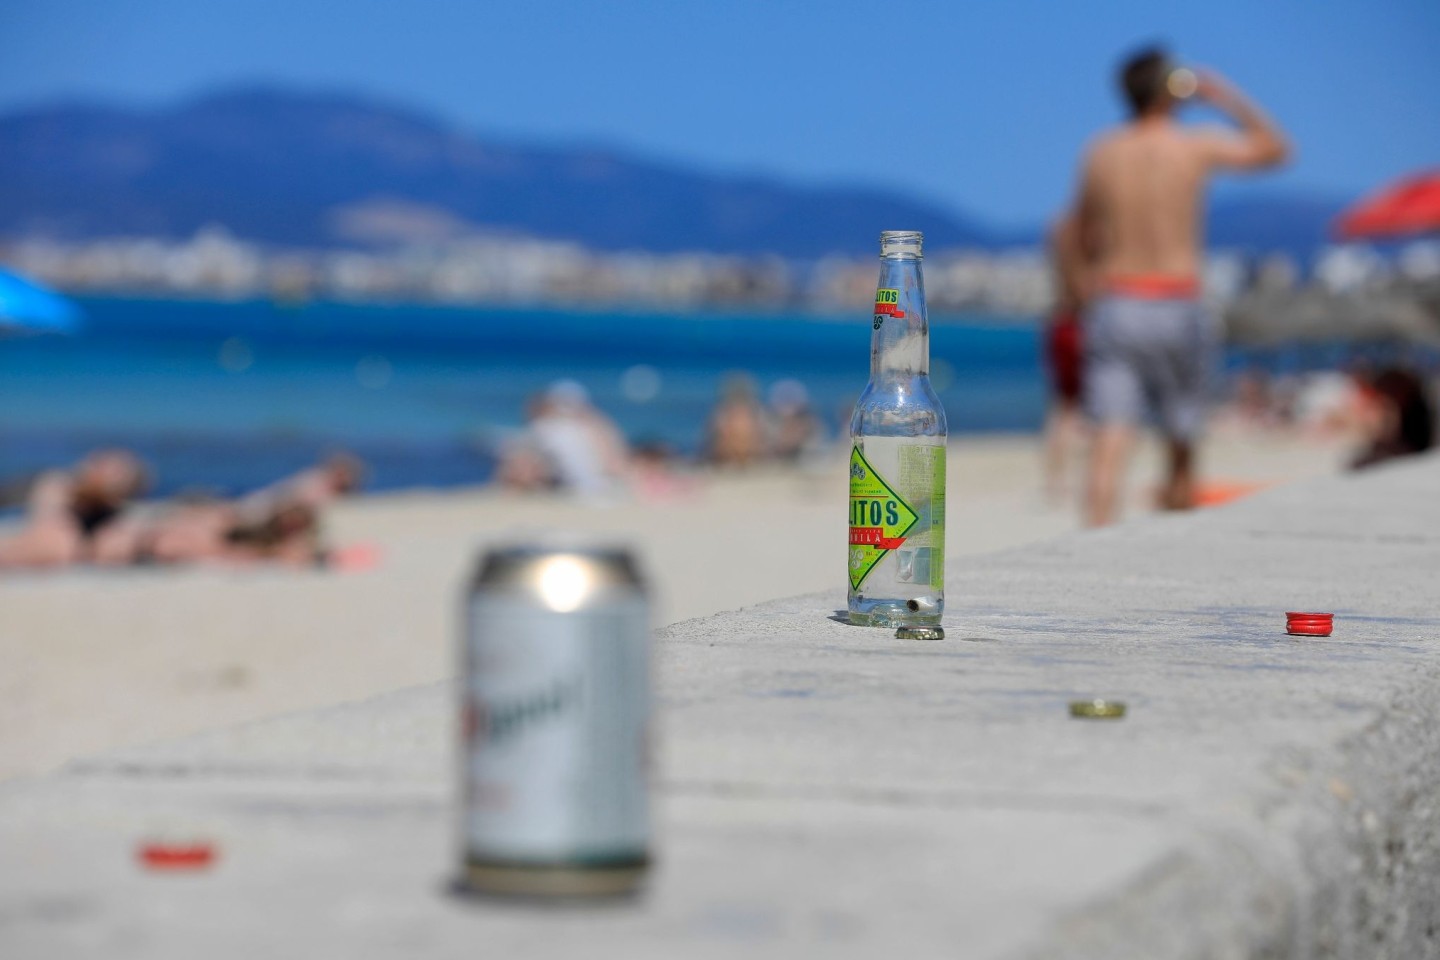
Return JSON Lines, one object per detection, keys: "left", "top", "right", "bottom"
{"left": 847, "top": 444, "right": 945, "bottom": 593}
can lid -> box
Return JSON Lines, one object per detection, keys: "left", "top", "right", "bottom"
{"left": 1070, "top": 699, "right": 1126, "bottom": 719}
{"left": 895, "top": 626, "right": 944, "bottom": 641}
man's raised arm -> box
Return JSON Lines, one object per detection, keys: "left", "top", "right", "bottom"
{"left": 1195, "top": 69, "right": 1291, "bottom": 171}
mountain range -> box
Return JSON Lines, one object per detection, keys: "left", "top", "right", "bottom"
{"left": 0, "top": 87, "right": 1346, "bottom": 260}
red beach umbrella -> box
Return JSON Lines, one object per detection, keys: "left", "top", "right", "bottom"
{"left": 1334, "top": 169, "right": 1440, "bottom": 240}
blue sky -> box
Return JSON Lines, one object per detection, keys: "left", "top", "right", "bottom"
{"left": 3, "top": 0, "right": 1436, "bottom": 229}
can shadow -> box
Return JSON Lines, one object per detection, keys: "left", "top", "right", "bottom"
{"left": 444, "top": 876, "right": 646, "bottom": 910}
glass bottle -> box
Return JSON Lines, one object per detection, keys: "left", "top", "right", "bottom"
{"left": 847, "top": 231, "right": 947, "bottom": 627}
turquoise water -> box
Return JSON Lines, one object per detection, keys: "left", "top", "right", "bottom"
{"left": 0, "top": 298, "right": 1045, "bottom": 496}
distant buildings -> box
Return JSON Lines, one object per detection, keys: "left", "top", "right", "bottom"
{"left": 5, "top": 226, "right": 1433, "bottom": 319}
{"left": 3, "top": 229, "right": 807, "bottom": 311}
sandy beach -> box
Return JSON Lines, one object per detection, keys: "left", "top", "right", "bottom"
{"left": 0, "top": 430, "right": 1351, "bottom": 782}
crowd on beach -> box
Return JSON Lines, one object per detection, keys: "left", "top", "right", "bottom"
{"left": 1045, "top": 332, "right": 1437, "bottom": 507}
{"left": 1220, "top": 363, "right": 1436, "bottom": 468}
{"left": 4, "top": 353, "right": 1432, "bottom": 575}
{"left": 495, "top": 374, "right": 829, "bottom": 498}
{"left": 0, "top": 373, "right": 835, "bottom": 572}
{"left": 0, "top": 450, "right": 364, "bottom": 571}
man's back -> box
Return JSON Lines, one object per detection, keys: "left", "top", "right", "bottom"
{"left": 1065, "top": 67, "right": 1289, "bottom": 294}
{"left": 1084, "top": 120, "right": 1210, "bottom": 280}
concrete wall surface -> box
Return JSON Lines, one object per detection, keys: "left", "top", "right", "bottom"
{"left": 1, "top": 454, "right": 1439, "bottom": 958}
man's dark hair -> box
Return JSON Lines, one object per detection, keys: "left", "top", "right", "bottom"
{"left": 1119, "top": 46, "right": 1170, "bottom": 116}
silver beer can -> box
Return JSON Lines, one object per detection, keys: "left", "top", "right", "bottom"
{"left": 459, "top": 542, "right": 651, "bottom": 898}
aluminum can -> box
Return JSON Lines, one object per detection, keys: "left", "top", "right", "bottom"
{"left": 459, "top": 542, "right": 650, "bottom": 898}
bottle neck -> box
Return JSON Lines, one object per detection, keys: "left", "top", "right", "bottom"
{"left": 871, "top": 258, "right": 929, "bottom": 381}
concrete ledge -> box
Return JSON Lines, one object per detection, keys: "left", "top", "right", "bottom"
{"left": 2, "top": 455, "right": 1439, "bottom": 957}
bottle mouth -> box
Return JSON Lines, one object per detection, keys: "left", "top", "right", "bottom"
{"left": 879, "top": 231, "right": 923, "bottom": 259}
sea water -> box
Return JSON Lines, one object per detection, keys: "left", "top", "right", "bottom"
{"left": 0, "top": 298, "right": 1044, "bottom": 497}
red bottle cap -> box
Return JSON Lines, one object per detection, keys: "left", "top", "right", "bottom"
{"left": 1286, "top": 612, "right": 1334, "bottom": 637}
{"left": 138, "top": 841, "right": 217, "bottom": 871}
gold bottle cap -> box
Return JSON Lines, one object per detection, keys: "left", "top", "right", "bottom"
{"left": 1069, "top": 699, "right": 1126, "bottom": 719}
{"left": 895, "top": 626, "right": 944, "bottom": 641}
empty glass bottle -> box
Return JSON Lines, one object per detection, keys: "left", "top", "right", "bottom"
{"left": 847, "top": 231, "right": 947, "bottom": 627}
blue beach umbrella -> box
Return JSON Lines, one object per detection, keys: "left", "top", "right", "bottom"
{"left": 0, "top": 268, "right": 83, "bottom": 336}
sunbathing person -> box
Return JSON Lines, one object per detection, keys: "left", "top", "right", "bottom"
{"left": 137, "top": 453, "right": 368, "bottom": 568}
{"left": 2, "top": 452, "right": 369, "bottom": 571}
{"left": 0, "top": 450, "right": 149, "bottom": 569}
{"left": 236, "top": 452, "right": 364, "bottom": 519}
{"left": 137, "top": 498, "right": 324, "bottom": 567}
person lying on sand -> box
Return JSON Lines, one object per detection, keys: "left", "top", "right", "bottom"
{"left": 0, "top": 450, "right": 149, "bottom": 569}
{"left": 123, "top": 454, "right": 369, "bottom": 568}
{"left": 125, "top": 498, "right": 322, "bottom": 567}
{"left": 236, "top": 452, "right": 364, "bottom": 519}
{"left": 1, "top": 452, "right": 373, "bottom": 571}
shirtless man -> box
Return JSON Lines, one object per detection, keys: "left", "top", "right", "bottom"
{"left": 1054, "top": 47, "right": 1289, "bottom": 526}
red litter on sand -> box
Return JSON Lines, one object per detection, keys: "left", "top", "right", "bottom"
{"left": 1286, "top": 612, "right": 1334, "bottom": 637}
{"left": 138, "top": 841, "right": 217, "bottom": 871}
